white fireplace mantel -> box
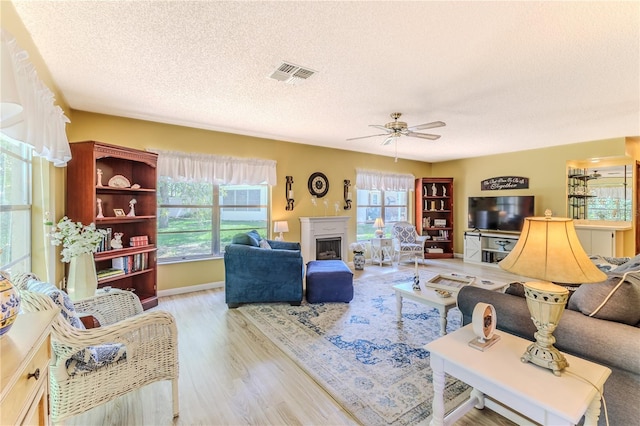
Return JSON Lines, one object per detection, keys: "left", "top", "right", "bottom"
{"left": 299, "top": 216, "right": 350, "bottom": 262}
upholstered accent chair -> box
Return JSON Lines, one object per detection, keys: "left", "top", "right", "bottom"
{"left": 14, "top": 273, "right": 179, "bottom": 424}
{"left": 392, "top": 221, "right": 428, "bottom": 264}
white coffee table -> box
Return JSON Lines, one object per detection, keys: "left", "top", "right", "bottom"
{"left": 425, "top": 325, "right": 611, "bottom": 426}
{"left": 393, "top": 277, "right": 505, "bottom": 336}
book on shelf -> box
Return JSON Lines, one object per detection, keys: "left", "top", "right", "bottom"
{"left": 112, "top": 252, "right": 149, "bottom": 274}
{"left": 130, "top": 235, "right": 149, "bottom": 247}
{"left": 96, "top": 228, "right": 113, "bottom": 252}
{"left": 97, "top": 267, "right": 126, "bottom": 279}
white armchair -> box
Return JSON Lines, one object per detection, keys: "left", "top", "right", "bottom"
{"left": 14, "top": 273, "right": 179, "bottom": 424}
{"left": 392, "top": 221, "right": 428, "bottom": 264}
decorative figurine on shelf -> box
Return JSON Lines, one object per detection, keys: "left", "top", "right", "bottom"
{"left": 334, "top": 202, "right": 340, "bottom": 216}
{"left": 442, "top": 186, "right": 447, "bottom": 197}
{"left": 412, "top": 257, "right": 421, "bottom": 290}
{"left": 96, "top": 198, "right": 104, "bottom": 218}
{"left": 496, "top": 240, "right": 512, "bottom": 251}
{"left": 323, "top": 199, "right": 329, "bottom": 216}
{"left": 127, "top": 198, "right": 137, "bottom": 217}
{"left": 96, "top": 169, "right": 103, "bottom": 187}
{"left": 441, "top": 200, "right": 445, "bottom": 210}
{"left": 111, "top": 232, "right": 124, "bottom": 249}
{"left": 431, "top": 183, "right": 437, "bottom": 196}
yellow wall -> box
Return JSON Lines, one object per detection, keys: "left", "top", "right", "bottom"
{"left": 431, "top": 139, "right": 630, "bottom": 257}
{"left": 67, "top": 111, "right": 432, "bottom": 290}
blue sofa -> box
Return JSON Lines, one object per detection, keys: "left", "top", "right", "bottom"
{"left": 224, "top": 230, "right": 304, "bottom": 308}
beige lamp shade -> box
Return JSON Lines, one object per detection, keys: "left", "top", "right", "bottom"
{"left": 273, "top": 221, "right": 289, "bottom": 233}
{"left": 373, "top": 217, "right": 385, "bottom": 237}
{"left": 499, "top": 216, "right": 606, "bottom": 284}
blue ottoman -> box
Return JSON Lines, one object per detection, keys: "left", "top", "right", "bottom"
{"left": 306, "top": 260, "right": 354, "bottom": 303}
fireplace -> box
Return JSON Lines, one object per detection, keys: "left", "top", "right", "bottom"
{"left": 299, "top": 217, "right": 349, "bottom": 262}
{"left": 316, "top": 237, "right": 342, "bottom": 260}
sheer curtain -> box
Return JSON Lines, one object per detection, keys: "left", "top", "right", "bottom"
{"left": 1, "top": 30, "right": 71, "bottom": 167}
{"left": 355, "top": 168, "right": 415, "bottom": 191}
{"left": 152, "top": 149, "right": 277, "bottom": 185}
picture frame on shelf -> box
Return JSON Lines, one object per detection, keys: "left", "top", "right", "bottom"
{"left": 113, "top": 208, "right": 126, "bottom": 217}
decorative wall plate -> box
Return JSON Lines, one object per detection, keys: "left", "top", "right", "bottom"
{"left": 308, "top": 172, "right": 329, "bottom": 198}
{"left": 108, "top": 175, "right": 131, "bottom": 188}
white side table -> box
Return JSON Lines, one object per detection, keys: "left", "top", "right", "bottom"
{"left": 370, "top": 238, "right": 394, "bottom": 266}
{"left": 425, "top": 325, "right": 611, "bottom": 426}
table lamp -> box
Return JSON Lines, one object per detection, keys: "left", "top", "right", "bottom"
{"left": 273, "top": 221, "right": 289, "bottom": 241}
{"left": 373, "top": 218, "right": 385, "bottom": 238}
{"left": 498, "top": 211, "right": 606, "bottom": 376}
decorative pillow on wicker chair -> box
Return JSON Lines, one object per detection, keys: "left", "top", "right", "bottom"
{"left": 396, "top": 227, "right": 416, "bottom": 243}
{"left": 21, "top": 278, "right": 86, "bottom": 330}
{"left": 66, "top": 343, "right": 127, "bottom": 376}
{"left": 567, "top": 271, "right": 640, "bottom": 325}
{"left": 20, "top": 277, "right": 128, "bottom": 375}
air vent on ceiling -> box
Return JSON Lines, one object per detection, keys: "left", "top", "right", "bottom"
{"left": 268, "top": 61, "right": 317, "bottom": 85}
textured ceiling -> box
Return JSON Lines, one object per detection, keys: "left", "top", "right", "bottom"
{"left": 10, "top": 1, "right": 640, "bottom": 162}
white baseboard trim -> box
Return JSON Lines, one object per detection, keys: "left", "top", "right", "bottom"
{"left": 158, "top": 281, "right": 224, "bottom": 298}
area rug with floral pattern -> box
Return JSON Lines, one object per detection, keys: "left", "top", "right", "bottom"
{"left": 238, "top": 269, "right": 471, "bottom": 425}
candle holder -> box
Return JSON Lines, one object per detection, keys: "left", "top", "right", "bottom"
{"left": 285, "top": 176, "right": 295, "bottom": 211}
{"left": 343, "top": 179, "right": 352, "bottom": 210}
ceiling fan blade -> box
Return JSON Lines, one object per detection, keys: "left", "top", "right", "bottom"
{"left": 382, "top": 135, "right": 398, "bottom": 146}
{"left": 406, "top": 131, "right": 441, "bottom": 140}
{"left": 369, "top": 124, "right": 392, "bottom": 132}
{"left": 346, "top": 133, "right": 390, "bottom": 141}
{"left": 409, "top": 121, "right": 446, "bottom": 131}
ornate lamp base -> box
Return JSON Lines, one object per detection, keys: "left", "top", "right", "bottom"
{"left": 522, "top": 281, "right": 570, "bottom": 376}
{"left": 521, "top": 341, "right": 569, "bottom": 376}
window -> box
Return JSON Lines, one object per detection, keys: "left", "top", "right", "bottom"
{"left": 157, "top": 178, "right": 269, "bottom": 262}
{"left": 0, "top": 136, "right": 32, "bottom": 274}
{"left": 356, "top": 189, "right": 409, "bottom": 240}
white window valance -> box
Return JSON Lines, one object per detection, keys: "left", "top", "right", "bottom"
{"left": 152, "top": 149, "right": 277, "bottom": 186}
{"left": 356, "top": 168, "right": 415, "bottom": 191}
{"left": 1, "top": 30, "right": 71, "bottom": 167}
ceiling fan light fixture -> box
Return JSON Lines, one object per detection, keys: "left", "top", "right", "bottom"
{"left": 347, "top": 112, "right": 445, "bottom": 144}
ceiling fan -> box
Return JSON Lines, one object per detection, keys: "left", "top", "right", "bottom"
{"left": 347, "top": 112, "right": 445, "bottom": 145}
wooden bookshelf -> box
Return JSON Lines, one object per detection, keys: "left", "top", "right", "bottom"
{"left": 415, "top": 177, "right": 454, "bottom": 259}
{"left": 66, "top": 141, "right": 158, "bottom": 309}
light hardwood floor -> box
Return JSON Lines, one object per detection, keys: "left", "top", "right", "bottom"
{"left": 67, "top": 258, "right": 526, "bottom": 425}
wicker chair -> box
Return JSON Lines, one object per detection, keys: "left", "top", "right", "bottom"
{"left": 14, "top": 273, "right": 179, "bottom": 424}
{"left": 391, "top": 221, "right": 428, "bottom": 264}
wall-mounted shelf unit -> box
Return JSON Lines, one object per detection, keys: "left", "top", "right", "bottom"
{"left": 567, "top": 168, "right": 597, "bottom": 220}
{"left": 66, "top": 141, "right": 158, "bottom": 310}
{"left": 415, "top": 177, "right": 454, "bottom": 259}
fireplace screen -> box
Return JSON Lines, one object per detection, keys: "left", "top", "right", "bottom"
{"left": 316, "top": 237, "right": 341, "bottom": 260}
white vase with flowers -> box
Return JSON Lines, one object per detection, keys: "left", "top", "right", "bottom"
{"left": 51, "top": 217, "right": 107, "bottom": 300}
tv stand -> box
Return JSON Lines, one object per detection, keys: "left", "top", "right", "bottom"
{"left": 463, "top": 230, "right": 520, "bottom": 265}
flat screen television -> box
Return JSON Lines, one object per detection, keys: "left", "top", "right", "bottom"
{"left": 468, "top": 196, "right": 535, "bottom": 232}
